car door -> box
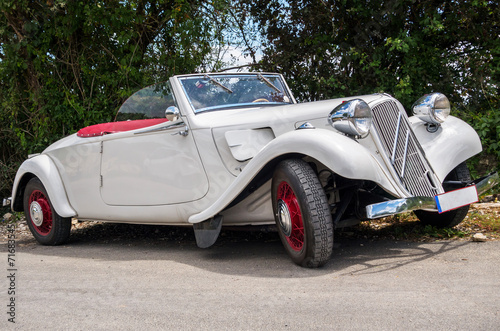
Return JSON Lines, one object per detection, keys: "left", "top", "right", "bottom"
{"left": 100, "top": 121, "right": 209, "bottom": 206}
{"left": 99, "top": 81, "right": 209, "bottom": 206}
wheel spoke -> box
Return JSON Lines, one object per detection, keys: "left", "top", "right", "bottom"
{"left": 277, "top": 181, "right": 304, "bottom": 251}
{"left": 29, "top": 190, "right": 53, "bottom": 236}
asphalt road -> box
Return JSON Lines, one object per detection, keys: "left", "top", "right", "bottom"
{"left": 2, "top": 225, "right": 500, "bottom": 330}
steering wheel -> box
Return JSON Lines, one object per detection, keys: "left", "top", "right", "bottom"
{"left": 252, "top": 98, "right": 269, "bottom": 103}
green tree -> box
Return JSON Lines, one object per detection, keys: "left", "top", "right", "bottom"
{"left": 243, "top": 0, "right": 499, "bottom": 172}
{"left": 0, "top": 0, "right": 232, "bottom": 197}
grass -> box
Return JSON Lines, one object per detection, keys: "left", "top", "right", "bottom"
{"left": 466, "top": 211, "right": 500, "bottom": 232}
{"left": 341, "top": 204, "right": 500, "bottom": 242}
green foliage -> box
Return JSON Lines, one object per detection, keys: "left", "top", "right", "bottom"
{"left": 0, "top": 0, "right": 232, "bottom": 197}
{"left": 244, "top": 0, "right": 499, "bottom": 172}
{"left": 0, "top": 0, "right": 499, "bottom": 198}
{"left": 421, "top": 225, "right": 467, "bottom": 239}
{"left": 474, "top": 111, "right": 500, "bottom": 159}
{"left": 246, "top": 0, "right": 497, "bottom": 103}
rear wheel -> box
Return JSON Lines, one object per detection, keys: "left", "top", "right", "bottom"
{"left": 23, "top": 177, "right": 71, "bottom": 245}
{"left": 272, "top": 159, "right": 333, "bottom": 268}
{"left": 414, "top": 163, "right": 471, "bottom": 228}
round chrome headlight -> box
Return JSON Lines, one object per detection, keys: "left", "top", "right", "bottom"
{"left": 412, "top": 93, "right": 450, "bottom": 124}
{"left": 329, "top": 99, "right": 372, "bottom": 138}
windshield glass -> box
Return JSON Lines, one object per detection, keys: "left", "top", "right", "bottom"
{"left": 116, "top": 81, "right": 175, "bottom": 121}
{"left": 178, "top": 74, "right": 293, "bottom": 113}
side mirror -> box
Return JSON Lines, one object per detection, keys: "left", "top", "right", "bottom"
{"left": 165, "top": 106, "right": 180, "bottom": 121}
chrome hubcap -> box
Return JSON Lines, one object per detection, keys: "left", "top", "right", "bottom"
{"left": 30, "top": 201, "right": 44, "bottom": 226}
{"left": 277, "top": 199, "right": 292, "bottom": 237}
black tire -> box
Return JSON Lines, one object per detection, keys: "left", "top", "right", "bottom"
{"left": 272, "top": 159, "right": 333, "bottom": 268}
{"left": 414, "top": 162, "right": 471, "bottom": 228}
{"left": 23, "top": 177, "right": 71, "bottom": 245}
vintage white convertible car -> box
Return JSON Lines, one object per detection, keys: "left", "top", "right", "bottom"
{"left": 5, "top": 72, "right": 499, "bottom": 267}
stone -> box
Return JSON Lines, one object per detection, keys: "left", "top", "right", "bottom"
{"left": 472, "top": 233, "right": 487, "bottom": 242}
{"left": 3, "top": 213, "right": 13, "bottom": 222}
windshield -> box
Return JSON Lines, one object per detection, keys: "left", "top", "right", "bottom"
{"left": 178, "top": 73, "right": 294, "bottom": 113}
{"left": 116, "top": 81, "right": 175, "bottom": 121}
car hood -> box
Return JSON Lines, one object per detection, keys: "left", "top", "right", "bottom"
{"left": 189, "top": 94, "right": 385, "bottom": 130}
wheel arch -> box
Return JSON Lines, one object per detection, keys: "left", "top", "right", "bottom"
{"left": 11, "top": 172, "right": 36, "bottom": 212}
{"left": 224, "top": 152, "right": 306, "bottom": 210}
{"left": 11, "top": 155, "right": 77, "bottom": 218}
{"left": 226, "top": 151, "right": 352, "bottom": 209}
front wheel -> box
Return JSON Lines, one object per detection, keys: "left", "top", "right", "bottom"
{"left": 23, "top": 177, "right": 72, "bottom": 245}
{"left": 414, "top": 162, "right": 471, "bottom": 228}
{"left": 272, "top": 159, "right": 333, "bottom": 268}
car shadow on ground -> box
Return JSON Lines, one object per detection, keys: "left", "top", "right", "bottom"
{"left": 13, "top": 221, "right": 473, "bottom": 278}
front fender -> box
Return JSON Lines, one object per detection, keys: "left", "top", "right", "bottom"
{"left": 11, "top": 154, "right": 77, "bottom": 217}
{"left": 189, "top": 129, "right": 390, "bottom": 223}
{"left": 410, "top": 116, "right": 482, "bottom": 181}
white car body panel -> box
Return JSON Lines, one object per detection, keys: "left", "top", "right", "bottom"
{"left": 224, "top": 128, "right": 275, "bottom": 162}
{"left": 100, "top": 126, "right": 209, "bottom": 205}
{"left": 12, "top": 154, "right": 77, "bottom": 217}
{"left": 409, "top": 116, "right": 482, "bottom": 181}
{"left": 220, "top": 179, "right": 274, "bottom": 224}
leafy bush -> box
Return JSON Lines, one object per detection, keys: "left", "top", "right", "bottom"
{"left": 0, "top": 0, "right": 230, "bottom": 197}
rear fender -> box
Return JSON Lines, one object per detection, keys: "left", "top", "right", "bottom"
{"left": 11, "top": 154, "right": 77, "bottom": 217}
{"left": 189, "top": 129, "right": 390, "bottom": 223}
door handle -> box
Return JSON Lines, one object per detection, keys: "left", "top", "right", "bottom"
{"left": 171, "top": 126, "right": 189, "bottom": 136}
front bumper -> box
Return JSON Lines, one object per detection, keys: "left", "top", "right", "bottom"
{"left": 366, "top": 172, "right": 499, "bottom": 219}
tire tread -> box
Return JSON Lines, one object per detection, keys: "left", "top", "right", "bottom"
{"left": 274, "top": 159, "right": 333, "bottom": 268}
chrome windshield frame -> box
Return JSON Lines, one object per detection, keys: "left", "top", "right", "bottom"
{"left": 177, "top": 73, "right": 294, "bottom": 114}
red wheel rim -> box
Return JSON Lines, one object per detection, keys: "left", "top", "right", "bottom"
{"left": 277, "top": 181, "right": 304, "bottom": 251}
{"left": 28, "top": 190, "right": 53, "bottom": 236}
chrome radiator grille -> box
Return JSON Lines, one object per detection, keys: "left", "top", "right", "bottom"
{"left": 372, "top": 100, "right": 441, "bottom": 197}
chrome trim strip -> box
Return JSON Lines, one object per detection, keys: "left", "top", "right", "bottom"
{"left": 390, "top": 113, "right": 401, "bottom": 164}
{"left": 296, "top": 122, "right": 315, "bottom": 130}
{"left": 366, "top": 172, "right": 499, "bottom": 219}
{"left": 401, "top": 130, "right": 410, "bottom": 178}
